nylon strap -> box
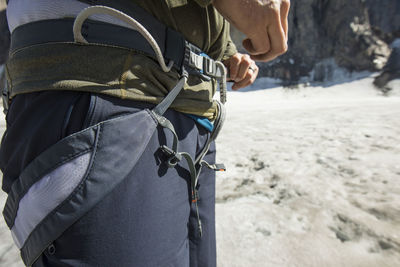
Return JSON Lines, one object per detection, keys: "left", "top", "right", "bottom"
{"left": 152, "top": 74, "right": 188, "bottom": 117}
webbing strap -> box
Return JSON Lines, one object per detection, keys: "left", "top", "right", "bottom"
{"left": 152, "top": 74, "right": 188, "bottom": 117}
{"left": 76, "top": 0, "right": 224, "bottom": 81}
{"left": 150, "top": 72, "right": 206, "bottom": 236}
{"left": 195, "top": 100, "right": 226, "bottom": 164}
{"left": 75, "top": 5, "right": 210, "bottom": 238}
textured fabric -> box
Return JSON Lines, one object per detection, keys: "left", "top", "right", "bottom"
{"left": 169, "top": 0, "right": 213, "bottom": 8}
{"left": 7, "top": 0, "right": 132, "bottom": 32}
{"left": 5, "top": 0, "right": 237, "bottom": 120}
{"left": 20, "top": 109, "right": 160, "bottom": 265}
{"left": 0, "top": 91, "right": 91, "bottom": 193}
{"left": 11, "top": 152, "right": 92, "bottom": 249}
{"left": 0, "top": 91, "right": 217, "bottom": 266}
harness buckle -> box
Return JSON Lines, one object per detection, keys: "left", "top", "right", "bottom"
{"left": 184, "top": 41, "right": 221, "bottom": 80}
{"left": 201, "top": 161, "right": 226, "bottom": 172}
{"left": 160, "top": 145, "right": 182, "bottom": 167}
{"left": 203, "top": 57, "right": 216, "bottom": 77}
{"left": 188, "top": 51, "right": 204, "bottom": 71}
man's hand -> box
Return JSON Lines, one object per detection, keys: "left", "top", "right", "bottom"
{"left": 224, "top": 53, "right": 259, "bottom": 90}
{"left": 213, "top": 0, "right": 290, "bottom": 62}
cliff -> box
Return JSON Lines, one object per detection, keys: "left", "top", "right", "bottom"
{"left": 231, "top": 0, "right": 399, "bottom": 83}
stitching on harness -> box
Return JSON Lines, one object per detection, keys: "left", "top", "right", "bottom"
{"left": 62, "top": 124, "right": 102, "bottom": 205}
{"left": 119, "top": 52, "right": 134, "bottom": 99}
{"left": 21, "top": 126, "right": 101, "bottom": 261}
{"left": 146, "top": 109, "right": 159, "bottom": 125}
{"left": 10, "top": 147, "right": 94, "bottom": 227}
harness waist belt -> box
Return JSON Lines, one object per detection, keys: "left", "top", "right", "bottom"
{"left": 10, "top": 18, "right": 187, "bottom": 72}
{"left": 10, "top": 18, "right": 224, "bottom": 80}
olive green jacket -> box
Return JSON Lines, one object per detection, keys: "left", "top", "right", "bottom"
{"left": 6, "top": 0, "right": 237, "bottom": 120}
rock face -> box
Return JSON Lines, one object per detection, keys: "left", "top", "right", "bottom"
{"left": 231, "top": 0, "right": 399, "bottom": 83}
{"left": 373, "top": 41, "right": 400, "bottom": 91}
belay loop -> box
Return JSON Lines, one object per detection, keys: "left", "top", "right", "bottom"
{"left": 73, "top": 5, "right": 228, "bottom": 238}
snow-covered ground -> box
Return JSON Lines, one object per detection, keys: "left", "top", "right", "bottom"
{"left": 216, "top": 77, "right": 400, "bottom": 267}
{"left": 0, "top": 76, "right": 399, "bottom": 266}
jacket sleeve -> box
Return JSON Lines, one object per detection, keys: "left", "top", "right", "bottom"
{"left": 222, "top": 34, "right": 238, "bottom": 61}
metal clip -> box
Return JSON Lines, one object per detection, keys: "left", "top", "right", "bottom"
{"left": 201, "top": 161, "right": 226, "bottom": 172}
{"left": 160, "top": 145, "right": 182, "bottom": 168}
{"left": 203, "top": 57, "right": 216, "bottom": 77}
{"left": 189, "top": 51, "right": 204, "bottom": 71}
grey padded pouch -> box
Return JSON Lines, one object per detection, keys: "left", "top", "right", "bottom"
{"left": 3, "top": 109, "right": 158, "bottom": 266}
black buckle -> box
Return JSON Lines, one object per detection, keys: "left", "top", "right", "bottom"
{"left": 160, "top": 145, "right": 182, "bottom": 168}
{"left": 184, "top": 42, "right": 215, "bottom": 80}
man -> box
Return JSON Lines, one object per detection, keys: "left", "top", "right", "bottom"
{"left": 1, "top": 0, "right": 289, "bottom": 266}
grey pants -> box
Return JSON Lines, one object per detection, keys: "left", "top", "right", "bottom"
{"left": 0, "top": 91, "right": 216, "bottom": 267}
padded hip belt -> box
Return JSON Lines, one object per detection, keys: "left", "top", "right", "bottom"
{"left": 10, "top": 18, "right": 187, "bottom": 73}
{"left": 4, "top": 109, "right": 158, "bottom": 266}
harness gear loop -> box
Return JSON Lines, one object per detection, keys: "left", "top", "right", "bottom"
{"left": 73, "top": 5, "right": 174, "bottom": 73}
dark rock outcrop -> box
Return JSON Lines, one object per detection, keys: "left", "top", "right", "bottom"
{"left": 231, "top": 0, "right": 398, "bottom": 83}
{"left": 373, "top": 40, "right": 400, "bottom": 91}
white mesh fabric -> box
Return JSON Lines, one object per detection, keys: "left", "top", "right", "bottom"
{"left": 7, "top": 0, "right": 132, "bottom": 33}
{"left": 11, "top": 152, "right": 92, "bottom": 249}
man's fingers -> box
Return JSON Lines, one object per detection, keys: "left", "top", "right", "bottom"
{"left": 242, "top": 33, "right": 270, "bottom": 56}
{"left": 242, "top": 39, "right": 255, "bottom": 54}
{"left": 281, "top": 0, "right": 290, "bottom": 40}
{"left": 232, "top": 64, "right": 258, "bottom": 90}
{"left": 251, "top": 11, "right": 287, "bottom": 62}
{"left": 213, "top": 0, "right": 290, "bottom": 62}
{"left": 232, "top": 75, "right": 251, "bottom": 90}
{"left": 231, "top": 72, "right": 254, "bottom": 90}
{"left": 235, "top": 55, "right": 252, "bottom": 82}
{"left": 266, "top": 10, "right": 287, "bottom": 55}
{"left": 228, "top": 54, "right": 241, "bottom": 81}
{"left": 246, "top": 3, "right": 287, "bottom": 62}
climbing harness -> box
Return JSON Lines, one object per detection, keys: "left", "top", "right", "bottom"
{"left": 72, "top": 5, "right": 227, "bottom": 238}
{"left": 3, "top": 4, "right": 228, "bottom": 265}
